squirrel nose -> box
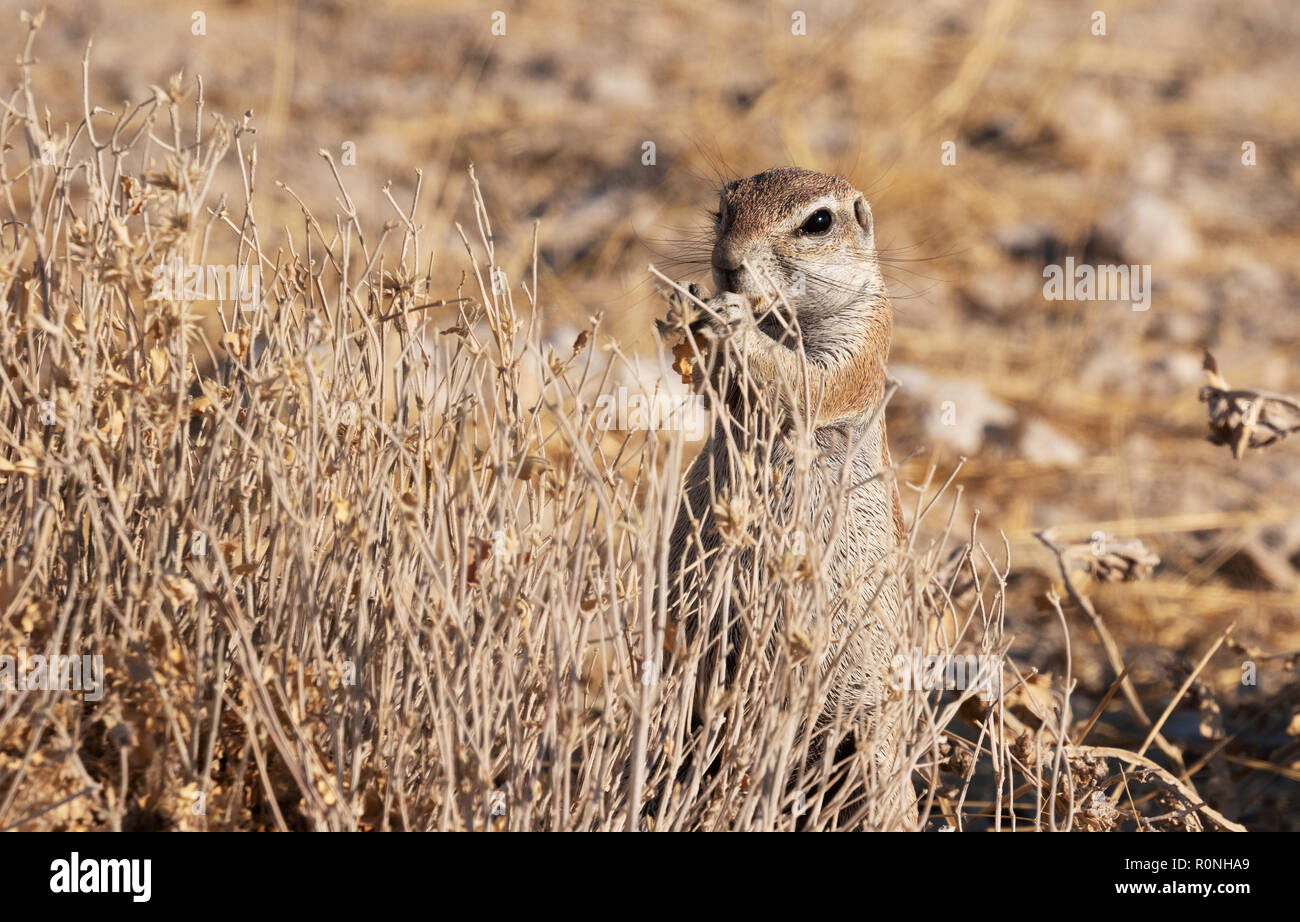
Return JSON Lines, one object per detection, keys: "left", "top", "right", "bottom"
{"left": 715, "top": 267, "right": 745, "bottom": 292}
{"left": 712, "top": 236, "right": 745, "bottom": 271}
{"left": 712, "top": 238, "right": 748, "bottom": 291}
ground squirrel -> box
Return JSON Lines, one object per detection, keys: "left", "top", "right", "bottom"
{"left": 664, "top": 167, "right": 912, "bottom": 827}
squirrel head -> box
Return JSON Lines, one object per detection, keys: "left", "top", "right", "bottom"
{"left": 711, "top": 167, "right": 886, "bottom": 333}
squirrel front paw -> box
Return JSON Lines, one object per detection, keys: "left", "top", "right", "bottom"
{"left": 694, "top": 291, "right": 759, "bottom": 342}
{"left": 660, "top": 281, "right": 756, "bottom": 335}
{"left": 712, "top": 292, "right": 753, "bottom": 327}
{"left": 656, "top": 284, "right": 765, "bottom": 386}
{"left": 660, "top": 280, "right": 706, "bottom": 322}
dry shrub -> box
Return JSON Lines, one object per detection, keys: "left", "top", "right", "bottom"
{"left": 0, "top": 19, "right": 1243, "bottom": 831}
{"left": 1201, "top": 351, "right": 1300, "bottom": 459}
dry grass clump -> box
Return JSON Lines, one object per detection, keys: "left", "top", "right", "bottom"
{"left": 0, "top": 22, "right": 1247, "bottom": 831}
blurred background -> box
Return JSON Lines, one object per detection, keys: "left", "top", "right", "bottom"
{"left": 4, "top": 0, "right": 1298, "bottom": 824}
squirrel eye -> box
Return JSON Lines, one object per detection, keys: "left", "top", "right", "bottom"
{"left": 800, "top": 208, "right": 833, "bottom": 235}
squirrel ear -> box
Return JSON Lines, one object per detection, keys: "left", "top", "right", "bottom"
{"left": 853, "top": 197, "right": 873, "bottom": 237}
